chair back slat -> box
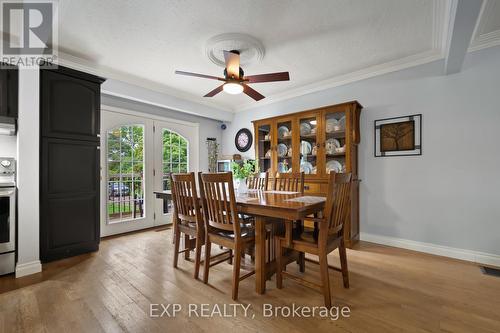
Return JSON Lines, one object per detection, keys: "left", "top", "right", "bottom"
{"left": 273, "top": 172, "right": 305, "bottom": 194}
{"left": 170, "top": 172, "right": 203, "bottom": 230}
{"left": 199, "top": 172, "right": 241, "bottom": 234}
{"left": 247, "top": 172, "right": 269, "bottom": 190}
{"left": 322, "top": 172, "right": 352, "bottom": 237}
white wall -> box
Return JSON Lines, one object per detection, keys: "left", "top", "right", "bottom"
{"left": 16, "top": 68, "right": 42, "bottom": 277}
{"left": 222, "top": 46, "right": 500, "bottom": 257}
{"left": 102, "top": 95, "right": 223, "bottom": 172}
{"left": 0, "top": 135, "right": 17, "bottom": 158}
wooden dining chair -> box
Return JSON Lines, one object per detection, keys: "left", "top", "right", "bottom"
{"left": 273, "top": 172, "right": 305, "bottom": 194}
{"left": 170, "top": 172, "right": 204, "bottom": 279}
{"left": 275, "top": 172, "right": 352, "bottom": 308}
{"left": 242, "top": 171, "right": 269, "bottom": 224}
{"left": 199, "top": 172, "right": 255, "bottom": 300}
{"left": 247, "top": 172, "right": 269, "bottom": 190}
{"left": 273, "top": 171, "right": 306, "bottom": 269}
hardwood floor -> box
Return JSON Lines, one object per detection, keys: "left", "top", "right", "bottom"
{"left": 0, "top": 227, "right": 499, "bottom": 332}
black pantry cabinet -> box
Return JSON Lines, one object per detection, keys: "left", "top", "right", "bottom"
{"left": 40, "top": 66, "right": 105, "bottom": 262}
{"left": 0, "top": 63, "right": 18, "bottom": 118}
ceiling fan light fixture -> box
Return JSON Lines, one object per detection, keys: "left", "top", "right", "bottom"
{"left": 223, "top": 82, "right": 244, "bottom": 95}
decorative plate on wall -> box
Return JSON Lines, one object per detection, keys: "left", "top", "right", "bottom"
{"left": 235, "top": 128, "right": 253, "bottom": 152}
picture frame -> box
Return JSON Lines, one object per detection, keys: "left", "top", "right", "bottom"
{"left": 374, "top": 114, "right": 422, "bottom": 157}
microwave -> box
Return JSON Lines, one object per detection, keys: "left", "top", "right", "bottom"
{"left": 217, "top": 159, "right": 245, "bottom": 173}
{"left": 217, "top": 160, "right": 232, "bottom": 172}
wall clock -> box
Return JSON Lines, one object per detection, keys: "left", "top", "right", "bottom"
{"left": 235, "top": 128, "right": 253, "bottom": 152}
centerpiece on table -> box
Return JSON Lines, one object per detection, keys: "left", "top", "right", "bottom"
{"left": 231, "top": 160, "right": 256, "bottom": 194}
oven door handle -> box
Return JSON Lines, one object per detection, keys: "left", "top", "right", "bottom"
{"left": 0, "top": 189, "right": 15, "bottom": 196}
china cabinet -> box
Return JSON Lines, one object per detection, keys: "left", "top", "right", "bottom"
{"left": 252, "top": 101, "right": 362, "bottom": 247}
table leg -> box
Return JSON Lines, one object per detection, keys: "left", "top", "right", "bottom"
{"left": 255, "top": 216, "right": 266, "bottom": 294}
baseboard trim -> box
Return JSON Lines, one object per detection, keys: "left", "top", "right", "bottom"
{"left": 15, "top": 260, "right": 42, "bottom": 278}
{"left": 360, "top": 232, "right": 500, "bottom": 267}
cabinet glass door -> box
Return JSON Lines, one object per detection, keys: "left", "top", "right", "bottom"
{"left": 275, "top": 119, "right": 293, "bottom": 174}
{"left": 256, "top": 122, "right": 273, "bottom": 174}
{"left": 324, "top": 109, "right": 347, "bottom": 175}
{"left": 298, "top": 113, "right": 321, "bottom": 177}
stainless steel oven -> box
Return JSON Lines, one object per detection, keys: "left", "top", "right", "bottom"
{"left": 0, "top": 158, "right": 16, "bottom": 275}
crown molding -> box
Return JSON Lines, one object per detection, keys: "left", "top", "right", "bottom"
{"left": 55, "top": 51, "right": 233, "bottom": 114}
{"left": 433, "top": 0, "right": 453, "bottom": 55}
{"left": 468, "top": 0, "right": 500, "bottom": 52}
{"left": 469, "top": 29, "right": 500, "bottom": 52}
{"left": 234, "top": 49, "right": 443, "bottom": 112}
{"left": 55, "top": 48, "right": 441, "bottom": 115}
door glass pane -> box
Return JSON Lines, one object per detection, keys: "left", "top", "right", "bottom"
{"left": 257, "top": 123, "right": 272, "bottom": 173}
{"left": 0, "top": 197, "right": 10, "bottom": 243}
{"left": 107, "top": 125, "right": 145, "bottom": 223}
{"left": 276, "top": 120, "right": 292, "bottom": 173}
{"left": 162, "top": 129, "right": 189, "bottom": 214}
{"left": 299, "top": 116, "right": 318, "bottom": 175}
{"left": 325, "top": 111, "right": 347, "bottom": 174}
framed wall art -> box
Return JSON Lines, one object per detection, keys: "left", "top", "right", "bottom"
{"left": 375, "top": 114, "right": 422, "bottom": 157}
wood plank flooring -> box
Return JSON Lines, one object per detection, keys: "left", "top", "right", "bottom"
{"left": 0, "top": 227, "right": 499, "bottom": 333}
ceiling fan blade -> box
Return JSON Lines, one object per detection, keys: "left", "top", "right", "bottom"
{"left": 204, "top": 84, "right": 224, "bottom": 97}
{"left": 223, "top": 50, "right": 240, "bottom": 79}
{"left": 243, "top": 84, "right": 265, "bottom": 101}
{"left": 245, "top": 72, "right": 290, "bottom": 83}
{"left": 175, "top": 70, "right": 224, "bottom": 81}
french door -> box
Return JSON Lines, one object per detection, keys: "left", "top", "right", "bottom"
{"left": 153, "top": 120, "right": 199, "bottom": 225}
{"left": 100, "top": 108, "right": 199, "bottom": 236}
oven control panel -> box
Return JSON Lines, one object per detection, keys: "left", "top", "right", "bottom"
{"left": 0, "top": 158, "right": 15, "bottom": 175}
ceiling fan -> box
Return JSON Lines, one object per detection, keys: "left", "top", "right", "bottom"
{"left": 175, "top": 50, "right": 290, "bottom": 101}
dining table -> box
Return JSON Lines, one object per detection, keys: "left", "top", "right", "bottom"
{"left": 154, "top": 188, "right": 326, "bottom": 294}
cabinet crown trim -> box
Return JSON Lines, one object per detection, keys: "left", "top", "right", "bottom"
{"left": 251, "top": 100, "right": 363, "bottom": 123}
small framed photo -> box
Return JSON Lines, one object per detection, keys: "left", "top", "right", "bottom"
{"left": 375, "top": 114, "right": 422, "bottom": 157}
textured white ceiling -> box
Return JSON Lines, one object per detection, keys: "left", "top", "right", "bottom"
{"left": 56, "top": 0, "right": 498, "bottom": 112}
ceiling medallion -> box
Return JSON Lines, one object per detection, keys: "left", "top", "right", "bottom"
{"left": 205, "top": 33, "right": 265, "bottom": 68}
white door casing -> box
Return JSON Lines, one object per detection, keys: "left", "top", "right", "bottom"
{"left": 100, "top": 106, "right": 199, "bottom": 237}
